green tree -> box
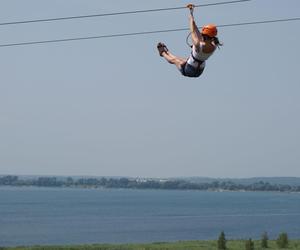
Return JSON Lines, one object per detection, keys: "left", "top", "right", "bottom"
{"left": 218, "top": 231, "right": 227, "bottom": 250}
{"left": 277, "top": 232, "right": 289, "bottom": 248}
{"left": 245, "top": 238, "right": 254, "bottom": 250}
{"left": 261, "top": 232, "right": 268, "bottom": 248}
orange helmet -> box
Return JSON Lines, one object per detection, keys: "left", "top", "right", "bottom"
{"left": 202, "top": 24, "right": 218, "bottom": 38}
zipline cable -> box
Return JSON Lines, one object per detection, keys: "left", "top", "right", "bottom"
{"left": 0, "top": 0, "right": 251, "bottom": 26}
{"left": 0, "top": 17, "right": 299, "bottom": 48}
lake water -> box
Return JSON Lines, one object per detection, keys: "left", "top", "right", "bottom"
{"left": 0, "top": 187, "right": 300, "bottom": 246}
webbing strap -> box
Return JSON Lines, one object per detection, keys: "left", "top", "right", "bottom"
{"left": 191, "top": 53, "right": 204, "bottom": 73}
{"left": 191, "top": 53, "right": 204, "bottom": 65}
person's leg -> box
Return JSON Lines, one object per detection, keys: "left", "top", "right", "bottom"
{"left": 157, "top": 42, "right": 186, "bottom": 71}
{"left": 161, "top": 50, "right": 186, "bottom": 70}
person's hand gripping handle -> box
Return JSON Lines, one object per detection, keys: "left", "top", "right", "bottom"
{"left": 186, "top": 4, "right": 195, "bottom": 16}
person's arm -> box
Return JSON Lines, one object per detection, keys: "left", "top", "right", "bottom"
{"left": 187, "top": 4, "right": 203, "bottom": 47}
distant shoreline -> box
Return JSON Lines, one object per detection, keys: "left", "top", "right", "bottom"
{"left": 1, "top": 185, "right": 300, "bottom": 193}
{"left": 1, "top": 175, "right": 300, "bottom": 193}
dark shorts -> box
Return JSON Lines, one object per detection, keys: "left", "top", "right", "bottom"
{"left": 179, "top": 62, "right": 205, "bottom": 78}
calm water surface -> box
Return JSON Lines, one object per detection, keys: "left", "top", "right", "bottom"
{"left": 0, "top": 187, "right": 300, "bottom": 246}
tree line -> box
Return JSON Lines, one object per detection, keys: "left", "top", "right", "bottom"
{"left": 1, "top": 175, "right": 300, "bottom": 192}
{"left": 218, "top": 231, "right": 289, "bottom": 249}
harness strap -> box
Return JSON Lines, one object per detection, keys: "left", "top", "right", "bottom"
{"left": 191, "top": 53, "right": 204, "bottom": 65}
{"left": 191, "top": 53, "right": 204, "bottom": 72}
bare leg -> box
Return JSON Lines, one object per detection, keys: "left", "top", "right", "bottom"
{"left": 161, "top": 50, "right": 186, "bottom": 70}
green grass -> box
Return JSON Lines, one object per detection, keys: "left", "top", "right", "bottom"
{"left": 3, "top": 240, "right": 300, "bottom": 250}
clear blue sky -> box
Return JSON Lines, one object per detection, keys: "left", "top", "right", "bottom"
{"left": 0, "top": 0, "right": 299, "bottom": 178}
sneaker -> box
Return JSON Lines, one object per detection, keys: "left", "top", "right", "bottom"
{"left": 157, "top": 42, "right": 168, "bottom": 56}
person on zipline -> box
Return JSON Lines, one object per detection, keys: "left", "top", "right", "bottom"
{"left": 157, "top": 4, "right": 222, "bottom": 78}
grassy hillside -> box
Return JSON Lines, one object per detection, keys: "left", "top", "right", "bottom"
{"left": 3, "top": 240, "right": 300, "bottom": 250}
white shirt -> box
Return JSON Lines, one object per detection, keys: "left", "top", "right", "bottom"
{"left": 187, "top": 43, "right": 214, "bottom": 68}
